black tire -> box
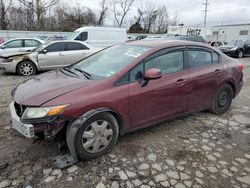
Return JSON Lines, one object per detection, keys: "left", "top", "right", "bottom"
{"left": 210, "top": 84, "right": 233, "bottom": 115}
{"left": 17, "top": 61, "right": 36, "bottom": 76}
{"left": 75, "top": 112, "right": 119, "bottom": 160}
{"left": 238, "top": 50, "right": 244, "bottom": 58}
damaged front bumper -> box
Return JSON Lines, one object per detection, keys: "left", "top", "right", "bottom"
{"left": 9, "top": 101, "right": 35, "bottom": 138}
{"left": 9, "top": 101, "right": 72, "bottom": 141}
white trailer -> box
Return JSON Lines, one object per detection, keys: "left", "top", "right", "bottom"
{"left": 211, "top": 24, "right": 250, "bottom": 42}
{"left": 167, "top": 26, "right": 212, "bottom": 41}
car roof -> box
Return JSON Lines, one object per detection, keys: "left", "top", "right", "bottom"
{"left": 4, "top": 38, "right": 45, "bottom": 43}
{"left": 127, "top": 40, "right": 210, "bottom": 49}
{"left": 47, "top": 40, "right": 84, "bottom": 43}
{"left": 43, "top": 40, "right": 95, "bottom": 48}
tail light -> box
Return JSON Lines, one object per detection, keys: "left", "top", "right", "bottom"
{"left": 239, "top": 63, "right": 244, "bottom": 72}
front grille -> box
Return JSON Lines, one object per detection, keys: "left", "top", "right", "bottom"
{"left": 14, "top": 102, "right": 27, "bottom": 117}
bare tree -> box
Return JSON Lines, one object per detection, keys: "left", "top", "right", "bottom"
{"left": 0, "top": 0, "right": 13, "bottom": 29}
{"left": 54, "top": 3, "right": 97, "bottom": 31}
{"left": 18, "top": 0, "right": 60, "bottom": 30}
{"left": 142, "top": 1, "right": 158, "bottom": 33}
{"left": 169, "top": 11, "right": 179, "bottom": 26}
{"left": 112, "top": 0, "right": 135, "bottom": 27}
{"left": 98, "top": 0, "right": 108, "bottom": 25}
{"left": 7, "top": 6, "right": 27, "bottom": 30}
{"left": 134, "top": 8, "right": 144, "bottom": 25}
{"left": 156, "top": 5, "right": 168, "bottom": 33}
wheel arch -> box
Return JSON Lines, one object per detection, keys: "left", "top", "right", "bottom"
{"left": 225, "top": 81, "right": 236, "bottom": 98}
{"left": 16, "top": 60, "right": 38, "bottom": 73}
{"left": 78, "top": 108, "right": 125, "bottom": 136}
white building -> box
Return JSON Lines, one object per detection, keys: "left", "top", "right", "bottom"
{"left": 211, "top": 23, "right": 250, "bottom": 42}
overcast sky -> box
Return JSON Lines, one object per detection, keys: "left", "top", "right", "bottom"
{"left": 67, "top": 0, "right": 250, "bottom": 27}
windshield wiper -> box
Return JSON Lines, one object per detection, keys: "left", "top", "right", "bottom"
{"left": 74, "top": 68, "right": 92, "bottom": 80}
{"left": 62, "top": 67, "right": 79, "bottom": 77}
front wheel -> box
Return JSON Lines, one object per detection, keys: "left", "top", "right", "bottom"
{"left": 210, "top": 84, "right": 233, "bottom": 115}
{"left": 17, "top": 61, "right": 36, "bottom": 76}
{"left": 74, "top": 112, "right": 119, "bottom": 160}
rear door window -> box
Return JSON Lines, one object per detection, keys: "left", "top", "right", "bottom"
{"left": 187, "top": 50, "right": 212, "bottom": 68}
{"left": 45, "top": 43, "right": 65, "bottom": 52}
{"left": 66, "top": 42, "right": 89, "bottom": 51}
{"left": 25, "top": 40, "right": 40, "bottom": 47}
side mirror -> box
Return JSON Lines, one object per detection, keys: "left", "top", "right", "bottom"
{"left": 42, "top": 49, "right": 47, "bottom": 54}
{"left": 144, "top": 68, "right": 162, "bottom": 80}
{"left": 1, "top": 45, "right": 5, "bottom": 49}
{"left": 141, "top": 68, "right": 162, "bottom": 87}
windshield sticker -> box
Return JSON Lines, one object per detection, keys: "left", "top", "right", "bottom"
{"left": 124, "top": 51, "right": 141, "bottom": 58}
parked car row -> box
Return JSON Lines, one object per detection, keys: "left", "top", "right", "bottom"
{"left": 0, "top": 40, "right": 100, "bottom": 76}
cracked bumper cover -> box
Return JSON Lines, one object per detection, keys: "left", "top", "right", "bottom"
{"left": 9, "top": 101, "right": 73, "bottom": 140}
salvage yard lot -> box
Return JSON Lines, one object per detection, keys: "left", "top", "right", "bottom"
{"left": 0, "top": 58, "right": 250, "bottom": 188}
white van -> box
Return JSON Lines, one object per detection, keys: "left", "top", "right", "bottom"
{"left": 68, "top": 26, "right": 126, "bottom": 47}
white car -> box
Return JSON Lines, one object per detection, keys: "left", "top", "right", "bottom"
{"left": 0, "top": 38, "right": 45, "bottom": 56}
{"left": 0, "top": 40, "right": 101, "bottom": 76}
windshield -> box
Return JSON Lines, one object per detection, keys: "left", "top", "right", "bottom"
{"left": 67, "top": 31, "right": 80, "bottom": 40}
{"left": 71, "top": 45, "right": 151, "bottom": 78}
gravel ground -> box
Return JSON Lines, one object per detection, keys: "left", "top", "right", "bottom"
{"left": 0, "top": 58, "right": 250, "bottom": 188}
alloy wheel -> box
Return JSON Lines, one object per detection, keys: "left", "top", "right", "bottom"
{"left": 20, "top": 63, "right": 34, "bottom": 76}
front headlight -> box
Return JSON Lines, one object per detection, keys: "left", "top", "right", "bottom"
{"left": 22, "top": 104, "right": 69, "bottom": 120}
{"left": 229, "top": 47, "right": 238, "bottom": 51}
{"left": 3, "top": 58, "right": 13, "bottom": 62}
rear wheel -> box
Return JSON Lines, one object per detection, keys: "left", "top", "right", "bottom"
{"left": 75, "top": 112, "right": 119, "bottom": 160}
{"left": 238, "top": 50, "right": 244, "bottom": 58}
{"left": 17, "top": 61, "right": 36, "bottom": 76}
{"left": 210, "top": 84, "right": 233, "bottom": 115}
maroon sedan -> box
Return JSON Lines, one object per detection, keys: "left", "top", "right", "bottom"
{"left": 10, "top": 40, "right": 243, "bottom": 166}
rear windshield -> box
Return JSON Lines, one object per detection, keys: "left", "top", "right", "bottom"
{"left": 72, "top": 45, "right": 151, "bottom": 78}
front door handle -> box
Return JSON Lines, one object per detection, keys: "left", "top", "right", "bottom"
{"left": 59, "top": 53, "right": 64, "bottom": 56}
{"left": 176, "top": 79, "right": 187, "bottom": 86}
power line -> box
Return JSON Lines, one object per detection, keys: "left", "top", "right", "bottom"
{"left": 203, "top": 0, "right": 209, "bottom": 27}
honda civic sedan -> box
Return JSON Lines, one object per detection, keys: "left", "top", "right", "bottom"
{"left": 10, "top": 40, "right": 243, "bottom": 163}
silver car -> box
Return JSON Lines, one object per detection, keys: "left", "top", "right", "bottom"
{"left": 0, "top": 40, "right": 100, "bottom": 76}
{"left": 0, "top": 38, "right": 45, "bottom": 56}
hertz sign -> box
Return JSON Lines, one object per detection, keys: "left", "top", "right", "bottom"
{"left": 186, "top": 28, "right": 202, "bottom": 35}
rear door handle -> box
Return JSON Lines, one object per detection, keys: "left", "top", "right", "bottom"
{"left": 176, "top": 79, "right": 187, "bottom": 85}
{"left": 59, "top": 53, "right": 64, "bottom": 56}
{"left": 214, "top": 69, "right": 222, "bottom": 74}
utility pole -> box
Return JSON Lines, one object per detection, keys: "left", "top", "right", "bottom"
{"left": 203, "top": 0, "right": 209, "bottom": 27}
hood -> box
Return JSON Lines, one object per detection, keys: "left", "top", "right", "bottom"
{"left": 0, "top": 51, "right": 31, "bottom": 58}
{"left": 219, "top": 45, "right": 237, "bottom": 49}
{"left": 13, "top": 70, "right": 92, "bottom": 106}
